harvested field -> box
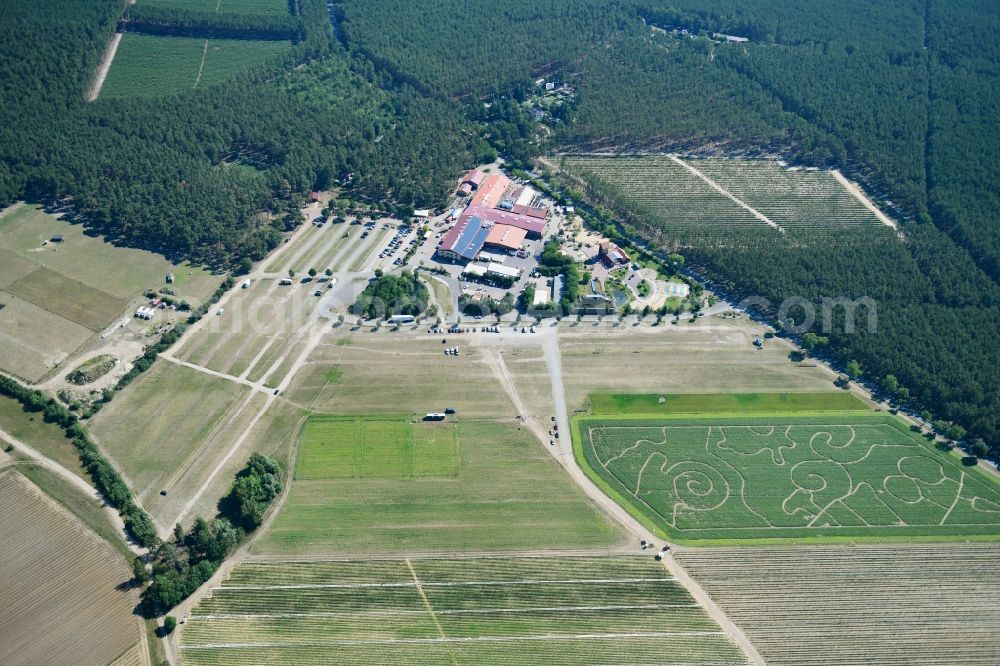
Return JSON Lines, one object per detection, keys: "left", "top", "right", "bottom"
{"left": 253, "top": 420, "right": 623, "bottom": 556}
{"left": 0, "top": 471, "right": 142, "bottom": 666}
{"left": 675, "top": 543, "right": 1000, "bottom": 665}
{"left": 180, "top": 556, "right": 750, "bottom": 665}
{"left": 0, "top": 295, "right": 93, "bottom": 382}
{"left": 6, "top": 267, "right": 127, "bottom": 331}
{"left": 576, "top": 412, "right": 1000, "bottom": 542}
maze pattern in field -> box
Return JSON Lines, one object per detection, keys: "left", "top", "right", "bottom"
{"left": 676, "top": 544, "right": 1000, "bottom": 665}
{"left": 180, "top": 556, "right": 749, "bottom": 665}
{"left": 562, "top": 155, "right": 889, "bottom": 242}
{"left": 581, "top": 415, "right": 1000, "bottom": 540}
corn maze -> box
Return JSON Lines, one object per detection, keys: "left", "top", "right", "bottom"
{"left": 577, "top": 414, "right": 1000, "bottom": 541}
{"left": 561, "top": 155, "right": 892, "bottom": 243}
{"left": 179, "top": 556, "right": 750, "bottom": 665}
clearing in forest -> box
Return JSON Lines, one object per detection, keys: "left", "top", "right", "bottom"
{"left": 180, "top": 555, "right": 750, "bottom": 665}
{"left": 100, "top": 34, "right": 292, "bottom": 98}
{"left": 575, "top": 408, "right": 1000, "bottom": 542}
{"left": 560, "top": 155, "right": 892, "bottom": 243}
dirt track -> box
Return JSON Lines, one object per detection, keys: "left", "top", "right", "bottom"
{"left": 86, "top": 32, "right": 122, "bottom": 101}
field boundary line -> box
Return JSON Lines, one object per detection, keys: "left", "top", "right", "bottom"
{"left": 405, "top": 557, "right": 458, "bottom": 666}
{"left": 669, "top": 155, "right": 783, "bottom": 232}
{"left": 181, "top": 630, "right": 730, "bottom": 649}
{"left": 831, "top": 170, "right": 898, "bottom": 230}
{"left": 193, "top": 40, "right": 209, "bottom": 89}
{"left": 216, "top": 576, "right": 673, "bottom": 590}
{"left": 190, "top": 603, "right": 701, "bottom": 620}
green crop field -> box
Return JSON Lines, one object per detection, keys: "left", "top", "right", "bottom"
{"left": 140, "top": 0, "right": 289, "bottom": 16}
{"left": 180, "top": 556, "right": 750, "bottom": 665}
{"left": 254, "top": 420, "right": 623, "bottom": 556}
{"left": 295, "top": 417, "right": 459, "bottom": 480}
{"left": 590, "top": 392, "right": 868, "bottom": 416}
{"left": 575, "top": 411, "right": 1000, "bottom": 543}
{"left": 101, "top": 34, "right": 292, "bottom": 99}
{"left": 561, "top": 155, "right": 890, "bottom": 243}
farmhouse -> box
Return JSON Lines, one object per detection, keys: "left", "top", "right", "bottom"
{"left": 598, "top": 241, "right": 630, "bottom": 267}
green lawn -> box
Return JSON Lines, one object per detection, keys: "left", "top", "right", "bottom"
{"left": 575, "top": 411, "right": 1000, "bottom": 543}
{"left": 254, "top": 419, "right": 624, "bottom": 556}
{"left": 181, "top": 556, "right": 748, "bottom": 665}
{"left": 590, "top": 392, "right": 868, "bottom": 416}
{"left": 295, "top": 417, "right": 459, "bottom": 480}
{"left": 101, "top": 34, "right": 292, "bottom": 99}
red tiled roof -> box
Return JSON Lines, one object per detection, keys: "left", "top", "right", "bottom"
{"left": 512, "top": 204, "right": 548, "bottom": 219}
{"left": 485, "top": 224, "right": 527, "bottom": 251}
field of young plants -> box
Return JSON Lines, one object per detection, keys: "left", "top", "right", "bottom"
{"left": 576, "top": 413, "right": 1000, "bottom": 542}
{"left": 561, "top": 155, "right": 889, "bottom": 242}
{"left": 179, "top": 556, "right": 750, "bottom": 665}
{"left": 676, "top": 543, "right": 1000, "bottom": 665}
{"left": 142, "top": 0, "right": 289, "bottom": 15}
{"left": 100, "top": 34, "right": 292, "bottom": 98}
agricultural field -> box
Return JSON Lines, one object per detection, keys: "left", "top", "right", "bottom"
{"left": 140, "top": 0, "right": 290, "bottom": 15}
{"left": 88, "top": 360, "right": 262, "bottom": 520}
{"left": 0, "top": 471, "right": 143, "bottom": 666}
{"left": 0, "top": 203, "right": 217, "bottom": 381}
{"left": 676, "top": 544, "right": 1000, "bottom": 665}
{"left": 296, "top": 417, "right": 460, "bottom": 479}
{"left": 556, "top": 321, "right": 842, "bottom": 412}
{"left": 100, "top": 34, "right": 292, "bottom": 98}
{"left": 253, "top": 419, "right": 623, "bottom": 556}
{"left": 0, "top": 396, "right": 88, "bottom": 484}
{"left": 180, "top": 556, "right": 750, "bottom": 665}
{"left": 576, "top": 411, "right": 1000, "bottom": 542}
{"left": 287, "top": 333, "right": 516, "bottom": 419}
{"left": 590, "top": 392, "right": 869, "bottom": 416}
{"left": 561, "top": 155, "right": 889, "bottom": 241}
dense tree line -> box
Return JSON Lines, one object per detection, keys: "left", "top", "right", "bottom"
{"left": 123, "top": 5, "right": 303, "bottom": 41}
{"left": 0, "top": 375, "right": 159, "bottom": 547}
{"left": 141, "top": 454, "right": 282, "bottom": 613}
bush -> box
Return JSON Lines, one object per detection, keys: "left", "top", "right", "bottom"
{"left": 163, "top": 616, "right": 177, "bottom": 635}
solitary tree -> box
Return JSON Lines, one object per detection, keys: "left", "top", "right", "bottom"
{"left": 308, "top": 268, "right": 318, "bottom": 277}
{"left": 163, "top": 616, "right": 177, "bottom": 635}
{"left": 324, "top": 268, "right": 333, "bottom": 277}
{"left": 288, "top": 269, "right": 296, "bottom": 278}
{"left": 846, "top": 359, "right": 862, "bottom": 379}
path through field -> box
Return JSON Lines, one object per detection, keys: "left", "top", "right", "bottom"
{"left": 86, "top": 32, "right": 122, "bottom": 101}
{"left": 669, "top": 156, "right": 783, "bottom": 231}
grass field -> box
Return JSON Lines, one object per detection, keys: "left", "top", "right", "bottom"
{"left": 676, "top": 544, "right": 1000, "bottom": 665}
{"left": 590, "top": 392, "right": 868, "bottom": 415}
{"left": 0, "top": 397, "right": 88, "bottom": 484}
{"left": 180, "top": 556, "right": 750, "bottom": 665}
{"left": 141, "top": 0, "right": 290, "bottom": 15}
{"left": 0, "top": 202, "right": 218, "bottom": 381}
{"left": 89, "top": 360, "right": 254, "bottom": 512}
{"left": 0, "top": 471, "right": 142, "bottom": 666}
{"left": 288, "top": 333, "right": 516, "bottom": 419}
{"left": 254, "top": 419, "right": 623, "bottom": 556}
{"left": 575, "top": 410, "right": 1000, "bottom": 542}
{"left": 555, "top": 322, "right": 842, "bottom": 412}
{"left": 296, "top": 417, "right": 459, "bottom": 480}
{"left": 101, "top": 34, "right": 292, "bottom": 98}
